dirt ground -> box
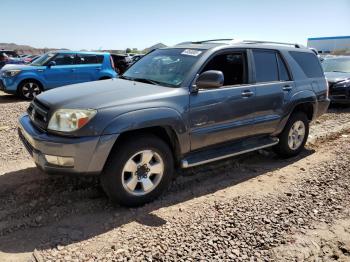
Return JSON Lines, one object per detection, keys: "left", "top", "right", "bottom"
{"left": 0, "top": 91, "right": 350, "bottom": 262}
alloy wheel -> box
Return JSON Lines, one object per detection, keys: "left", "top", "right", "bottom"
{"left": 22, "top": 82, "right": 41, "bottom": 99}
{"left": 287, "top": 120, "right": 306, "bottom": 150}
{"left": 121, "top": 150, "right": 164, "bottom": 196}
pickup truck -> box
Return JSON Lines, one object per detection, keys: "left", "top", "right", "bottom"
{"left": 18, "top": 39, "right": 330, "bottom": 206}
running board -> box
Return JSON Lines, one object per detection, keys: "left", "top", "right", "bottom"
{"left": 181, "top": 137, "right": 279, "bottom": 168}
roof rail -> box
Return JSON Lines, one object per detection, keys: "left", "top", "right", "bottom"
{"left": 240, "top": 40, "right": 304, "bottom": 48}
{"left": 176, "top": 39, "right": 304, "bottom": 48}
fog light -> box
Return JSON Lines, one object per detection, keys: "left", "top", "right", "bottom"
{"left": 45, "top": 155, "right": 74, "bottom": 167}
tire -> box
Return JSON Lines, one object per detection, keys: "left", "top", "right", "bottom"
{"left": 101, "top": 135, "right": 174, "bottom": 207}
{"left": 274, "top": 112, "right": 309, "bottom": 158}
{"left": 17, "top": 80, "right": 42, "bottom": 100}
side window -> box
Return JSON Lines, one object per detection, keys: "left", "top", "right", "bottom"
{"left": 253, "top": 50, "right": 279, "bottom": 83}
{"left": 201, "top": 52, "right": 246, "bottom": 86}
{"left": 77, "top": 54, "right": 103, "bottom": 64}
{"left": 52, "top": 54, "right": 75, "bottom": 65}
{"left": 289, "top": 51, "right": 323, "bottom": 78}
{"left": 277, "top": 53, "right": 291, "bottom": 81}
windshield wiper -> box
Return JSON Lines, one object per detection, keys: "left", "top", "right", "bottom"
{"left": 132, "top": 78, "right": 161, "bottom": 85}
{"left": 120, "top": 75, "right": 160, "bottom": 85}
{"left": 330, "top": 70, "right": 348, "bottom": 73}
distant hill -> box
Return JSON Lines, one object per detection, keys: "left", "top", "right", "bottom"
{"left": 143, "top": 43, "right": 167, "bottom": 53}
{"left": 0, "top": 42, "right": 168, "bottom": 55}
{"left": 0, "top": 43, "right": 66, "bottom": 55}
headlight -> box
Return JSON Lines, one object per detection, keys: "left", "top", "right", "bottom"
{"left": 334, "top": 79, "right": 350, "bottom": 88}
{"left": 48, "top": 109, "right": 97, "bottom": 132}
{"left": 2, "top": 69, "right": 21, "bottom": 78}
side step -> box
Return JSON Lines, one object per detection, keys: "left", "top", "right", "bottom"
{"left": 181, "top": 136, "right": 279, "bottom": 168}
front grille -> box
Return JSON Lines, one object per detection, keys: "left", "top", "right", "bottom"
{"left": 27, "top": 98, "right": 50, "bottom": 130}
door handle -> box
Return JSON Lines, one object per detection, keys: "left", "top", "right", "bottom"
{"left": 71, "top": 69, "right": 76, "bottom": 72}
{"left": 96, "top": 67, "right": 101, "bottom": 70}
{"left": 241, "top": 90, "right": 254, "bottom": 98}
{"left": 282, "top": 85, "right": 292, "bottom": 91}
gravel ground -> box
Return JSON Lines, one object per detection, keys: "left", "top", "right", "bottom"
{"left": 0, "top": 92, "right": 350, "bottom": 261}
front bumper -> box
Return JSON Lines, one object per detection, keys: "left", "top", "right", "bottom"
{"left": 0, "top": 76, "right": 17, "bottom": 94}
{"left": 329, "top": 85, "right": 350, "bottom": 104}
{"left": 18, "top": 114, "right": 119, "bottom": 175}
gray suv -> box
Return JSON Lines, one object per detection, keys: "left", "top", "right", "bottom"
{"left": 18, "top": 39, "right": 330, "bottom": 206}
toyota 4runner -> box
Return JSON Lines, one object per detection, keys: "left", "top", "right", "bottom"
{"left": 18, "top": 39, "right": 330, "bottom": 206}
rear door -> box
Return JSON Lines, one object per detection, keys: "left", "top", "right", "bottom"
{"left": 75, "top": 54, "right": 104, "bottom": 83}
{"left": 43, "top": 53, "right": 77, "bottom": 88}
{"left": 249, "top": 49, "right": 292, "bottom": 136}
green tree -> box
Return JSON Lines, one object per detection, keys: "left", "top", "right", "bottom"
{"left": 126, "top": 48, "right": 131, "bottom": 53}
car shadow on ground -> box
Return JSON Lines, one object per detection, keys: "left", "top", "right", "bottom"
{"left": 0, "top": 148, "right": 315, "bottom": 254}
{"left": 0, "top": 92, "right": 23, "bottom": 104}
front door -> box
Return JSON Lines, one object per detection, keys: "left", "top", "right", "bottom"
{"left": 189, "top": 51, "right": 256, "bottom": 151}
{"left": 43, "top": 53, "right": 77, "bottom": 89}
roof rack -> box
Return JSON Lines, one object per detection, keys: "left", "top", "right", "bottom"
{"left": 177, "top": 38, "right": 304, "bottom": 48}
{"left": 241, "top": 40, "right": 303, "bottom": 48}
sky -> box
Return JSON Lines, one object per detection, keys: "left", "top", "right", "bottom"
{"left": 2, "top": 0, "right": 350, "bottom": 51}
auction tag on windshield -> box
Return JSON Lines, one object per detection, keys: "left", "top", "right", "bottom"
{"left": 181, "top": 49, "right": 202, "bottom": 56}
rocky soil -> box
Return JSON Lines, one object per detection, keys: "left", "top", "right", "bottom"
{"left": 0, "top": 91, "right": 350, "bottom": 261}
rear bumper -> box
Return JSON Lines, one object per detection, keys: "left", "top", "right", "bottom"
{"left": 314, "top": 98, "right": 330, "bottom": 119}
{"left": 18, "top": 114, "right": 119, "bottom": 175}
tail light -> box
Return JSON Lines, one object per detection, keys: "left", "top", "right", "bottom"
{"left": 110, "top": 56, "right": 115, "bottom": 70}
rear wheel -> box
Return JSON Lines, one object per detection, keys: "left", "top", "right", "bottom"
{"left": 274, "top": 112, "right": 309, "bottom": 158}
{"left": 101, "top": 135, "right": 174, "bottom": 207}
{"left": 17, "top": 80, "right": 42, "bottom": 100}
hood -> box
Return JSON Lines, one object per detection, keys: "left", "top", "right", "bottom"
{"left": 37, "top": 78, "right": 181, "bottom": 110}
{"left": 324, "top": 71, "right": 350, "bottom": 84}
{"left": 0, "top": 63, "right": 41, "bottom": 71}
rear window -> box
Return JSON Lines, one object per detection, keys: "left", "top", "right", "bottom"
{"left": 289, "top": 51, "right": 323, "bottom": 78}
{"left": 253, "top": 50, "right": 279, "bottom": 82}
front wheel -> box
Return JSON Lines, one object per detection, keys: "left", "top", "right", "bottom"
{"left": 17, "top": 80, "right": 42, "bottom": 100}
{"left": 101, "top": 135, "right": 174, "bottom": 207}
{"left": 274, "top": 112, "right": 309, "bottom": 158}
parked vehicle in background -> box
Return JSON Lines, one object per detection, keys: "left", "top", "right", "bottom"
{"left": 0, "top": 50, "right": 23, "bottom": 68}
{"left": 111, "top": 54, "right": 131, "bottom": 74}
{"left": 322, "top": 56, "right": 350, "bottom": 104}
{"left": 18, "top": 39, "right": 329, "bottom": 206}
{"left": 0, "top": 51, "right": 117, "bottom": 99}
{"left": 130, "top": 54, "right": 144, "bottom": 64}
{"left": 23, "top": 54, "right": 41, "bottom": 64}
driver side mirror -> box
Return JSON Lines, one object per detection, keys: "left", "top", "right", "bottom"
{"left": 47, "top": 61, "right": 56, "bottom": 67}
{"left": 194, "top": 70, "right": 224, "bottom": 90}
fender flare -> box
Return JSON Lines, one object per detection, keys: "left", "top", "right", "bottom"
{"left": 102, "top": 107, "right": 190, "bottom": 154}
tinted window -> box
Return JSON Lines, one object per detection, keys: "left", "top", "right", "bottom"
{"left": 77, "top": 54, "right": 104, "bottom": 64}
{"left": 277, "top": 53, "right": 291, "bottom": 81}
{"left": 201, "top": 53, "right": 246, "bottom": 86}
{"left": 52, "top": 54, "right": 75, "bottom": 65}
{"left": 289, "top": 51, "right": 323, "bottom": 78}
{"left": 253, "top": 50, "right": 279, "bottom": 82}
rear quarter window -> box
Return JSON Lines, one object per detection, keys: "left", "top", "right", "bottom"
{"left": 289, "top": 51, "right": 323, "bottom": 78}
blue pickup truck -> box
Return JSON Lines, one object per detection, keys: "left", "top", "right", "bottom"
{"left": 0, "top": 51, "right": 117, "bottom": 99}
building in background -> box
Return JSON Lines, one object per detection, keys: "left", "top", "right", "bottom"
{"left": 307, "top": 36, "right": 350, "bottom": 54}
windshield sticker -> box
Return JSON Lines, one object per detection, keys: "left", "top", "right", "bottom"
{"left": 181, "top": 49, "right": 202, "bottom": 56}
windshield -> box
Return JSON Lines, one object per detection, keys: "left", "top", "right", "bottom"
{"left": 31, "top": 53, "right": 55, "bottom": 66}
{"left": 122, "top": 48, "right": 204, "bottom": 87}
{"left": 322, "top": 58, "right": 350, "bottom": 73}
